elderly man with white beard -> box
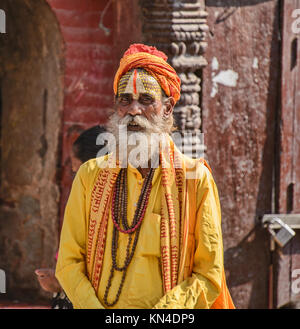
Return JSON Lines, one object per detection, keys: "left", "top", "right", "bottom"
{"left": 55, "top": 44, "right": 235, "bottom": 309}
{"left": 106, "top": 80, "right": 175, "bottom": 173}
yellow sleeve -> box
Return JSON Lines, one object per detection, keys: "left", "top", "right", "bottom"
{"left": 55, "top": 164, "right": 104, "bottom": 309}
{"left": 153, "top": 165, "right": 223, "bottom": 309}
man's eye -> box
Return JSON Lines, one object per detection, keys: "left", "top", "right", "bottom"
{"left": 139, "top": 95, "right": 154, "bottom": 104}
{"left": 119, "top": 95, "right": 131, "bottom": 104}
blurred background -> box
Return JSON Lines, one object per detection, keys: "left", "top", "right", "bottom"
{"left": 0, "top": 0, "right": 299, "bottom": 309}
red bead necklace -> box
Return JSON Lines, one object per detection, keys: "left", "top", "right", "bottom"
{"left": 103, "top": 167, "right": 155, "bottom": 307}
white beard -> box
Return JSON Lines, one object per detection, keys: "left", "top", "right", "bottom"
{"left": 106, "top": 112, "right": 171, "bottom": 168}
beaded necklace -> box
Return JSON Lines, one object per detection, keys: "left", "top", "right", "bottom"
{"left": 103, "top": 167, "right": 155, "bottom": 307}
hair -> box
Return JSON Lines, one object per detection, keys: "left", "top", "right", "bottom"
{"left": 72, "top": 125, "right": 107, "bottom": 163}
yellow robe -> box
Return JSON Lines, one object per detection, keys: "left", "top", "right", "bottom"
{"left": 56, "top": 158, "right": 225, "bottom": 309}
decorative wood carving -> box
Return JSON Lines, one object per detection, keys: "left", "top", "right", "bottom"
{"left": 140, "top": 0, "right": 208, "bottom": 157}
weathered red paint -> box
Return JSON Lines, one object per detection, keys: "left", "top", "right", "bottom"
{"left": 279, "top": 0, "right": 300, "bottom": 215}
{"left": 46, "top": 0, "right": 115, "bottom": 228}
{"left": 274, "top": 0, "right": 300, "bottom": 308}
{"left": 112, "top": 0, "right": 143, "bottom": 72}
{"left": 203, "top": 1, "right": 281, "bottom": 308}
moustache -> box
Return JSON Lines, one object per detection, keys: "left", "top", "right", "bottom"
{"left": 107, "top": 111, "right": 173, "bottom": 136}
{"left": 117, "top": 115, "right": 156, "bottom": 131}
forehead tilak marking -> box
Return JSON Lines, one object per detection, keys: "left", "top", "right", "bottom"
{"left": 124, "top": 69, "right": 146, "bottom": 96}
{"left": 118, "top": 69, "right": 162, "bottom": 99}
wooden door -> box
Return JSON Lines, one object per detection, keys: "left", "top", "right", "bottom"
{"left": 274, "top": 0, "right": 300, "bottom": 308}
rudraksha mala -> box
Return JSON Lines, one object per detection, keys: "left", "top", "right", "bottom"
{"left": 103, "top": 167, "right": 155, "bottom": 307}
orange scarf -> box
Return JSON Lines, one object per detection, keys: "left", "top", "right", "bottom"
{"left": 86, "top": 138, "right": 234, "bottom": 309}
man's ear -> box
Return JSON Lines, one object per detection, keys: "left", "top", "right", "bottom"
{"left": 163, "top": 96, "right": 175, "bottom": 117}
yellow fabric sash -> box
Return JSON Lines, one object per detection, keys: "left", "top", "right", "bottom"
{"left": 86, "top": 138, "right": 234, "bottom": 308}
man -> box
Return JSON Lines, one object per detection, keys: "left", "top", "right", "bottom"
{"left": 55, "top": 44, "right": 235, "bottom": 309}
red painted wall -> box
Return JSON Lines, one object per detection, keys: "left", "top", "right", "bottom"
{"left": 46, "top": 0, "right": 115, "bottom": 228}
{"left": 203, "top": 1, "right": 281, "bottom": 308}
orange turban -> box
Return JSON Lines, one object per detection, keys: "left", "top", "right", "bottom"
{"left": 113, "top": 44, "right": 181, "bottom": 104}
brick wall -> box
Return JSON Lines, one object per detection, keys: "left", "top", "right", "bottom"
{"left": 46, "top": 0, "right": 115, "bottom": 229}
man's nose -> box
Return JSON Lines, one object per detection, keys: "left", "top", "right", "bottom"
{"left": 127, "top": 100, "right": 142, "bottom": 116}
